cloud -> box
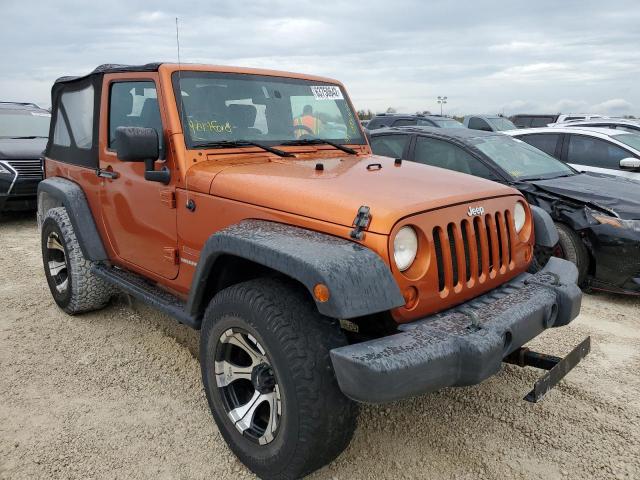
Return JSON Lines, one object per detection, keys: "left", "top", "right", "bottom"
{"left": 589, "top": 98, "right": 633, "bottom": 115}
{"left": 0, "top": 0, "right": 639, "bottom": 116}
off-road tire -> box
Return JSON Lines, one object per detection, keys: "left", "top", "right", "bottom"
{"left": 200, "top": 278, "right": 358, "bottom": 480}
{"left": 555, "top": 222, "right": 589, "bottom": 286}
{"left": 41, "top": 207, "right": 114, "bottom": 314}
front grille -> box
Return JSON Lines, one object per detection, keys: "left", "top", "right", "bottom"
{"left": 6, "top": 159, "right": 43, "bottom": 180}
{"left": 432, "top": 211, "right": 515, "bottom": 292}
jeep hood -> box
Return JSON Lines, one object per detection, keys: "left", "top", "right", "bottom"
{"left": 204, "top": 155, "right": 519, "bottom": 234}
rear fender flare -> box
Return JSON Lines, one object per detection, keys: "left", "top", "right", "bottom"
{"left": 37, "top": 177, "right": 107, "bottom": 261}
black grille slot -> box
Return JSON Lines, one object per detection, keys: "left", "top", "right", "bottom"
{"left": 433, "top": 227, "right": 445, "bottom": 291}
{"left": 461, "top": 220, "right": 472, "bottom": 282}
{"left": 447, "top": 223, "right": 459, "bottom": 287}
{"left": 495, "top": 213, "right": 504, "bottom": 268}
{"left": 7, "top": 159, "right": 43, "bottom": 180}
{"left": 473, "top": 217, "right": 484, "bottom": 276}
{"left": 485, "top": 218, "right": 495, "bottom": 271}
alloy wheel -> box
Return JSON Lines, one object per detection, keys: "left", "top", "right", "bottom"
{"left": 215, "top": 328, "right": 281, "bottom": 445}
{"left": 46, "top": 232, "right": 69, "bottom": 294}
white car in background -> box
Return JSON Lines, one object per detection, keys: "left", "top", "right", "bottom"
{"left": 550, "top": 118, "right": 640, "bottom": 133}
{"left": 506, "top": 127, "right": 640, "bottom": 181}
{"left": 511, "top": 113, "right": 606, "bottom": 128}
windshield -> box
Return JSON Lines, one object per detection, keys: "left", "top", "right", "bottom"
{"left": 433, "top": 119, "right": 465, "bottom": 128}
{"left": 474, "top": 135, "right": 575, "bottom": 180}
{"left": 0, "top": 110, "right": 50, "bottom": 138}
{"left": 172, "top": 72, "right": 365, "bottom": 147}
{"left": 613, "top": 133, "right": 640, "bottom": 151}
{"left": 486, "top": 117, "right": 517, "bottom": 131}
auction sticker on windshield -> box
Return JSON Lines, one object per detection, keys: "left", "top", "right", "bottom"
{"left": 310, "top": 85, "right": 344, "bottom": 101}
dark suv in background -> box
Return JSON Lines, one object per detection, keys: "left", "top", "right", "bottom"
{"left": 366, "top": 113, "right": 464, "bottom": 130}
{"left": 0, "top": 102, "right": 49, "bottom": 213}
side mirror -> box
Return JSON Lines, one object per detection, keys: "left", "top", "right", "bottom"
{"left": 114, "top": 127, "right": 170, "bottom": 184}
{"left": 619, "top": 158, "right": 640, "bottom": 170}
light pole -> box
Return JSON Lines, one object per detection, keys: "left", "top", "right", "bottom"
{"left": 437, "top": 96, "right": 447, "bottom": 116}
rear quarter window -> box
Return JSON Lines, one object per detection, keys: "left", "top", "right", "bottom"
{"left": 55, "top": 86, "right": 94, "bottom": 150}
{"left": 517, "top": 133, "right": 561, "bottom": 158}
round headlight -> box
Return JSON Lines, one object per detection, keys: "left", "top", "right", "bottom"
{"left": 514, "top": 202, "right": 526, "bottom": 233}
{"left": 394, "top": 226, "right": 418, "bottom": 272}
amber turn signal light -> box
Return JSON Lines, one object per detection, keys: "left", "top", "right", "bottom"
{"left": 313, "top": 283, "right": 330, "bottom": 303}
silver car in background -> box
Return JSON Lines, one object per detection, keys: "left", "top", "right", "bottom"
{"left": 507, "top": 127, "right": 640, "bottom": 182}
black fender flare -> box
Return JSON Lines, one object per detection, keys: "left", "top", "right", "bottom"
{"left": 186, "top": 220, "right": 405, "bottom": 320}
{"left": 37, "top": 177, "right": 107, "bottom": 261}
{"left": 531, "top": 205, "right": 559, "bottom": 248}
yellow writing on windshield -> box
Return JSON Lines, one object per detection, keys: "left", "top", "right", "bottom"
{"left": 188, "top": 119, "right": 232, "bottom": 134}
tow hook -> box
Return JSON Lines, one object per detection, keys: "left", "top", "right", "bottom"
{"left": 503, "top": 336, "right": 591, "bottom": 403}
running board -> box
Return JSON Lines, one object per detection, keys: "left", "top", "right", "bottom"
{"left": 92, "top": 264, "right": 199, "bottom": 329}
{"left": 504, "top": 336, "right": 591, "bottom": 403}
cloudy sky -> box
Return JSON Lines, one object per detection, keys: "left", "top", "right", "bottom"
{"left": 2, "top": 0, "right": 639, "bottom": 116}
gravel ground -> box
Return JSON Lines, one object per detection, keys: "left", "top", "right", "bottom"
{"left": 1, "top": 214, "right": 639, "bottom": 480}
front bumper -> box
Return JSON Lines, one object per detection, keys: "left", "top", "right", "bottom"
{"left": 0, "top": 174, "right": 39, "bottom": 212}
{"left": 330, "top": 257, "right": 582, "bottom": 403}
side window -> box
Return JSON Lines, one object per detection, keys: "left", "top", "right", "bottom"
{"left": 413, "top": 137, "right": 498, "bottom": 180}
{"left": 468, "top": 117, "right": 491, "bottom": 131}
{"left": 366, "top": 118, "right": 383, "bottom": 130}
{"left": 54, "top": 85, "right": 94, "bottom": 149}
{"left": 52, "top": 109, "right": 71, "bottom": 147}
{"left": 513, "top": 117, "right": 531, "bottom": 128}
{"left": 392, "top": 119, "right": 417, "bottom": 127}
{"left": 567, "top": 135, "right": 630, "bottom": 169}
{"left": 518, "top": 133, "right": 561, "bottom": 157}
{"left": 530, "top": 117, "right": 554, "bottom": 127}
{"left": 417, "top": 119, "right": 435, "bottom": 126}
{"left": 369, "top": 134, "right": 409, "bottom": 158}
{"left": 109, "top": 81, "right": 163, "bottom": 152}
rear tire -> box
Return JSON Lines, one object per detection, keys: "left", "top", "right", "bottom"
{"left": 554, "top": 222, "right": 589, "bottom": 286}
{"left": 200, "top": 278, "right": 357, "bottom": 480}
{"left": 41, "top": 207, "right": 114, "bottom": 314}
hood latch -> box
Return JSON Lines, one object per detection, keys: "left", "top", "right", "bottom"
{"left": 350, "top": 205, "right": 371, "bottom": 240}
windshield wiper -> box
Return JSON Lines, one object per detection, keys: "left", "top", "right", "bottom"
{"left": 193, "top": 140, "right": 294, "bottom": 157}
{"left": 519, "top": 172, "right": 577, "bottom": 182}
{"left": 6, "top": 136, "right": 48, "bottom": 139}
{"left": 281, "top": 138, "right": 357, "bottom": 155}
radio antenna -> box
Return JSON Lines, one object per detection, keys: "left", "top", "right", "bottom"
{"left": 175, "top": 17, "right": 185, "bottom": 124}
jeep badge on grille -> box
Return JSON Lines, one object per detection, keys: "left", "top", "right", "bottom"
{"left": 467, "top": 206, "right": 485, "bottom": 217}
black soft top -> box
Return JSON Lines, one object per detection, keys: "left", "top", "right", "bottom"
{"left": 54, "top": 63, "right": 163, "bottom": 84}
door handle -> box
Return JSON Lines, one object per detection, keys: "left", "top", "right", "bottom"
{"left": 96, "top": 167, "right": 119, "bottom": 180}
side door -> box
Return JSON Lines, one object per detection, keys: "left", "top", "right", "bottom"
{"left": 562, "top": 133, "right": 638, "bottom": 180}
{"left": 98, "top": 74, "right": 179, "bottom": 279}
{"left": 408, "top": 136, "right": 504, "bottom": 181}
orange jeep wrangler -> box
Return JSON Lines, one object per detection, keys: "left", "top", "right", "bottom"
{"left": 38, "top": 63, "right": 588, "bottom": 479}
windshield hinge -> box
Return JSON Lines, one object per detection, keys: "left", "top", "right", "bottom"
{"left": 350, "top": 206, "right": 371, "bottom": 240}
